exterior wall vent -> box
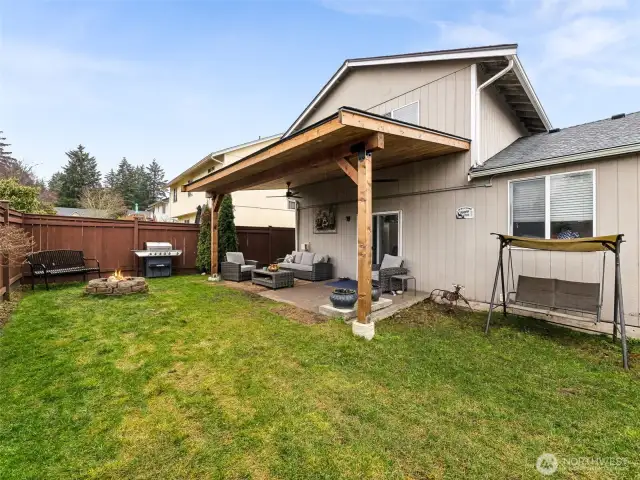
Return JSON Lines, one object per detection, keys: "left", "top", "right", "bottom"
{"left": 611, "top": 113, "right": 626, "bottom": 120}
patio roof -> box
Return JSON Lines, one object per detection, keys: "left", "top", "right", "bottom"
{"left": 182, "top": 107, "right": 470, "bottom": 194}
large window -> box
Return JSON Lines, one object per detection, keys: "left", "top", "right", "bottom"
{"left": 509, "top": 170, "right": 595, "bottom": 239}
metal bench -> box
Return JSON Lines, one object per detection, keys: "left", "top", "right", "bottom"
{"left": 26, "top": 250, "right": 101, "bottom": 290}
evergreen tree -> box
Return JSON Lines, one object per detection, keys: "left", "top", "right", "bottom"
{"left": 195, "top": 205, "right": 211, "bottom": 273}
{"left": 57, "top": 145, "right": 101, "bottom": 207}
{"left": 103, "top": 168, "right": 116, "bottom": 189}
{"left": 0, "top": 131, "right": 16, "bottom": 166}
{"left": 146, "top": 159, "right": 167, "bottom": 202}
{"left": 217, "top": 195, "right": 238, "bottom": 270}
{"left": 111, "top": 158, "right": 135, "bottom": 207}
{"left": 132, "top": 164, "right": 151, "bottom": 210}
{"left": 48, "top": 171, "right": 64, "bottom": 193}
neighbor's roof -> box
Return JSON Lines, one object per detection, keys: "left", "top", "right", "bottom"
{"left": 54, "top": 207, "right": 107, "bottom": 217}
{"left": 284, "top": 44, "right": 551, "bottom": 137}
{"left": 167, "top": 133, "right": 282, "bottom": 185}
{"left": 470, "top": 112, "right": 640, "bottom": 177}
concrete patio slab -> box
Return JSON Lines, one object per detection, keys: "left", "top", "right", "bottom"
{"left": 258, "top": 279, "right": 429, "bottom": 321}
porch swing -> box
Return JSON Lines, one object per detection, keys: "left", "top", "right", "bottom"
{"left": 484, "top": 234, "right": 630, "bottom": 369}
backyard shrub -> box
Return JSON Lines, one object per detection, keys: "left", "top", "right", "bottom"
{"left": 218, "top": 195, "right": 238, "bottom": 271}
{"left": 196, "top": 204, "right": 211, "bottom": 273}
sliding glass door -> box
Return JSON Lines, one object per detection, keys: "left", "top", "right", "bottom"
{"left": 372, "top": 212, "right": 401, "bottom": 265}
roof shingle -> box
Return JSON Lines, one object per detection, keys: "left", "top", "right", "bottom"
{"left": 472, "top": 112, "right": 640, "bottom": 175}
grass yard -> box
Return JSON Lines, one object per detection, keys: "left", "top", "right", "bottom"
{"left": 0, "top": 276, "right": 639, "bottom": 479}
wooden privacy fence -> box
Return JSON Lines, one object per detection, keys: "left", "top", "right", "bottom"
{"left": 236, "top": 226, "right": 295, "bottom": 266}
{"left": 0, "top": 202, "right": 295, "bottom": 297}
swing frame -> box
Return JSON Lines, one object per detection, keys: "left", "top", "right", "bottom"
{"left": 484, "top": 233, "right": 629, "bottom": 370}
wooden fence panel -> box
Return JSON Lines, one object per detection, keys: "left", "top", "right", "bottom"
{"left": 0, "top": 208, "right": 294, "bottom": 295}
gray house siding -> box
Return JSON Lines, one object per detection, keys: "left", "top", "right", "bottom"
{"left": 299, "top": 61, "right": 474, "bottom": 139}
{"left": 297, "top": 152, "right": 640, "bottom": 327}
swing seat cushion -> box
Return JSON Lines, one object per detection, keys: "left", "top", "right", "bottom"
{"left": 515, "top": 276, "right": 600, "bottom": 314}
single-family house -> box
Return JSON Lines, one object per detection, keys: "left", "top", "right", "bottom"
{"left": 167, "top": 135, "right": 295, "bottom": 227}
{"left": 183, "top": 44, "right": 640, "bottom": 338}
{"left": 148, "top": 198, "right": 170, "bottom": 222}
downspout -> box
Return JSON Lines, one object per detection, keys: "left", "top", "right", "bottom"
{"left": 474, "top": 57, "right": 514, "bottom": 167}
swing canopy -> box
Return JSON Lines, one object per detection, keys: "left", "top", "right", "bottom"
{"left": 494, "top": 234, "right": 623, "bottom": 253}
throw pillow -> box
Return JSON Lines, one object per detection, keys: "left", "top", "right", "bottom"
{"left": 283, "top": 254, "right": 294, "bottom": 263}
{"left": 301, "top": 252, "right": 315, "bottom": 266}
{"left": 293, "top": 251, "right": 304, "bottom": 263}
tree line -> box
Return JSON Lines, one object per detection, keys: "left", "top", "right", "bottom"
{"left": 0, "top": 131, "right": 168, "bottom": 217}
{"left": 49, "top": 145, "right": 168, "bottom": 211}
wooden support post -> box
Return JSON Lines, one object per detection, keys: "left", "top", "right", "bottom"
{"left": 210, "top": 194, "right": 224, "bottom": 274}
{"left": 356, "top": 151, "right": 372, "bottom": 325}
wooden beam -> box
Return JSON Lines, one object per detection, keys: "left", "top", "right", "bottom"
{"left": 339, "top": 110, "right": 469, "bottom": 150}
{"left": 356, "top": 151, "right": 373, "bottom": 324}
{"left": 213, "top": 132, "right": 385, "bottom": 193}
{"left": 336, "top": 157, "right": 357, "bottom": 184}
{"left": 184, "top": 117, "right": 346, "bottom": 192}
{"left": 210, "top": 193, "right": 224, "bottom": 274}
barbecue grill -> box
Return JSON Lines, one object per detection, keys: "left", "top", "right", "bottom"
{"left": 133, "top": 242, "right": 182, "bottom": 278}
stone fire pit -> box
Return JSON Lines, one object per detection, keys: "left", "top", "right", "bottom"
{"left": 85, "top": 276, "right": 148, "bottom": 296}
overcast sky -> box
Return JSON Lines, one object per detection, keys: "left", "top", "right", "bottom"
{"left": 2, "top": 0, "right": 639, "bottom": 182}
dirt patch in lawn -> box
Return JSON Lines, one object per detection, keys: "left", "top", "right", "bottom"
{"left": 0, "top": 290, "right": 22, "bottom": 329}
{"left": 270, "top": 304, "right": 327, "bottom": 325}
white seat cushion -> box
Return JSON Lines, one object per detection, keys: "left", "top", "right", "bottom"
{"left": 240, "top": 264, "right": 255, "bottom": 272}
{"left": 226, "top": 252, "right": 245, "bottom": 265}
{"left": 279, "top": 263, "right": 312, "bottom": 272}
{"left": 372, "top": 271, "right": 379, "bottom": 281}
{"left": 380, "top": 254, "right": 403, "bottom": 270}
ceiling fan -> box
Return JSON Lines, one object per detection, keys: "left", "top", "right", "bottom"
{"left": 267, "top": 182, "right": 302, "bottom": 199}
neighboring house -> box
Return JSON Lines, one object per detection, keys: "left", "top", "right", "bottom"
{"left": 184, "top": 44, "right": 640, "bottom": 330}
{"left": 149, "top": 199, "right": 170, "bottom": 222}
{"left": 55, "top": 207, "right": 108, "bottom": 218}
{"left": 167, "top": 135, "right": 295, "bottom": 227}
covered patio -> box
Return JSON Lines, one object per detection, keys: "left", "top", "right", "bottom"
{"left": 184, "top": 107, "right": 470, "bottom": 337}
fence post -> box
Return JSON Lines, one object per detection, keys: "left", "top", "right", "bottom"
{"left": 1, "top": 201, "right": 9, "bottom": 301}
{"left": 133, "top": 218, "right": 139, "bottom": 276}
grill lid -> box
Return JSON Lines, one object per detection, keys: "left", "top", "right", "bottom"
{"left": 144, "top": 241, "right": 173, "bottom": 251}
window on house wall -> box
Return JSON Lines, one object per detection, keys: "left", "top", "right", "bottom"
{"left": 509, "top": 170, "right": 595, "bottom": 239}
{"left": 384, "top": 101, "right": 420, "bottom": 125}
{"left": 188, "top": 179, "right": 193, "bottom": 197}
{"left": 287, "top": 199, "right": 297, "bottom": 210}
{"left": 162, "top": 204, "right": 166, "bottom": 214}
{"left": 172, "top": 188, "right": 177, "bottom": 202}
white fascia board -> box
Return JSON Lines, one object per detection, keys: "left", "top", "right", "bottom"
{"left": 167, "top": 133, "right": 283, "bottom": 185}
{"left": 512, "top": 55, "right": 552, "bottom": 130}
{"left": 469, "top": 143, "right": 640, "bottom": 178}
{"left": 283, "top": 46, "right": 518, "bottom": 138}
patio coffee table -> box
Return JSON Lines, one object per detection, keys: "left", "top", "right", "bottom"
{"left": 251, "top": 269, "right": 294, "bottom": 289}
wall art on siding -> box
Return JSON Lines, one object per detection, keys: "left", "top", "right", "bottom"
{"left": 314, "top": 205, "right": 337, "bottom": 234}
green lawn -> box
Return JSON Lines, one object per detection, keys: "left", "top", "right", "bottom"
{"left": 0, "top": 276, "right": 638, "bottom": 479}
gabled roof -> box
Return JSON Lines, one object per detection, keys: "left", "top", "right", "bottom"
{"left": 167, "top": 133, "right": 282, "bottom": 185}
{"left": 284, "top": 44, "right": 551, "bottom": 137}
{"left": 470, "top": 112, "right": 640, "bottom": 177}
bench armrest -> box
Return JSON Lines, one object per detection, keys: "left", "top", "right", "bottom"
{"left": 245, "top": 260, "right": 259, "bottom": 266}
{"left": 28, "top": 262, "right": 47, "bottom": 273}
{"left": 83, "top": 257, "right": 100, "bottom": 268}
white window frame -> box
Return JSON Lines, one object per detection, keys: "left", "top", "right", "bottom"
{"left": 388, "top": 101, "right": 420, "bottom": 125}
{"left": 353, "top": 210, "right": 403, "bottom": 278}
{"left": 508, "top": 168, "right": 596, "bottom": 239}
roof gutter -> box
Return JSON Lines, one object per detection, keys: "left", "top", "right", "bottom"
{"left": 469, "top": 143, "right": 640, "bottom": 178}
{"left": 475, "top": 57, "right": 514, "bottom": 166}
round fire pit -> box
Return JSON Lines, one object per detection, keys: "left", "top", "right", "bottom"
{"left": 85, "top": 276, "right": 149, "bottom": 296}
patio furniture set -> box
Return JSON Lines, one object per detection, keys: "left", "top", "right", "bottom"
{"left": 220, "top": 250, "right": 415, "bottom": 294}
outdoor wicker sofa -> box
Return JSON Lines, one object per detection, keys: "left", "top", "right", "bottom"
{"left": 373, "top": 254, "right": 408, "bottom": 292}
{"left": 277, "top": 251, "right": 333, "bottom": 282}
{"left": 221, "top": 252, "right": 259, "bottom": 282}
